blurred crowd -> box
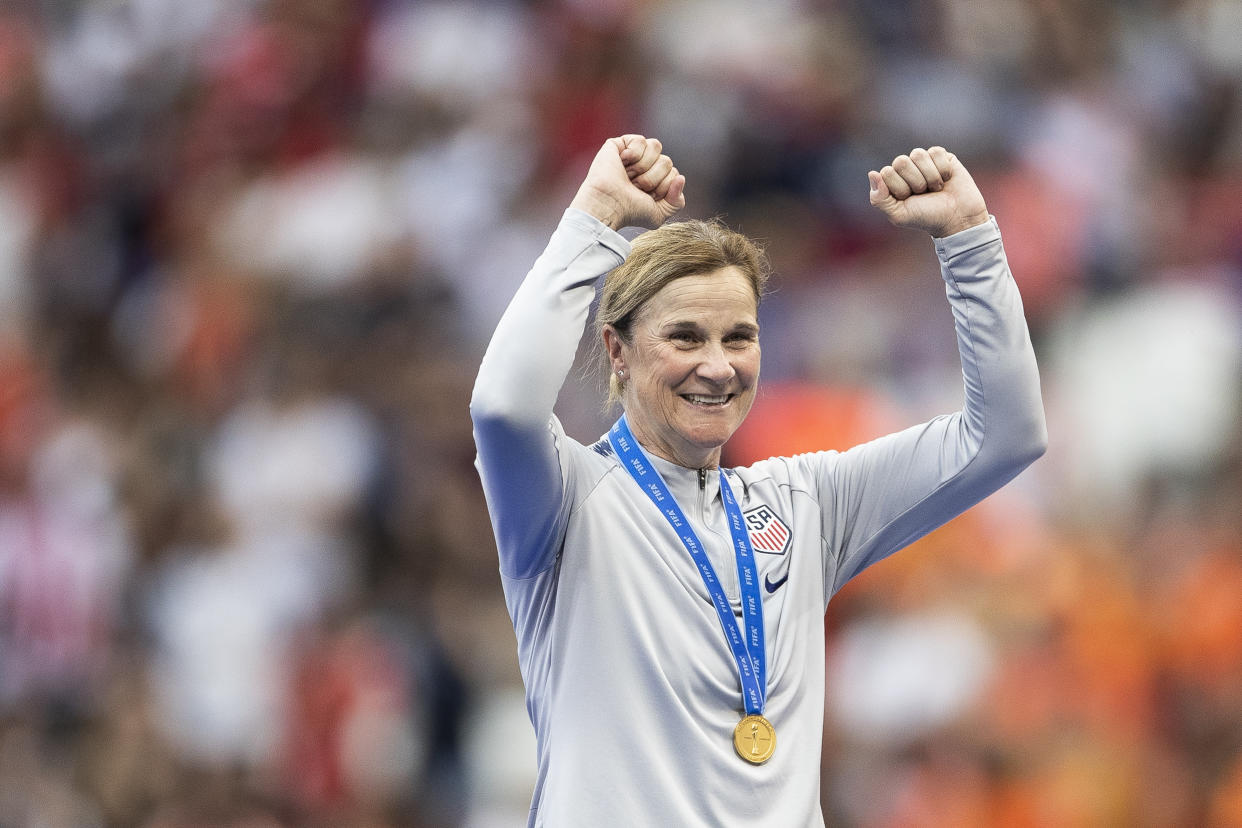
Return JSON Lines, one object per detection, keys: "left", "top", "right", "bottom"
{"left": 1, "top": 0, "right": 1240, "bottom": 825}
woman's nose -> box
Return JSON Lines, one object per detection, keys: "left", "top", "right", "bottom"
{"left": 696, "top": 342, "right": 736, "bottom": 384}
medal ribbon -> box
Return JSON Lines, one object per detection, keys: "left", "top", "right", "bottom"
{"left": 609, "top": 415, "right": 767, "bottom": 715}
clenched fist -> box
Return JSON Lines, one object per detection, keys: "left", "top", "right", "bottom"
{"left": 570, "top": 135, "right": 686, "bottom": 231}
{"left": 868, "top": 147, "right": 989, "bottom": 238}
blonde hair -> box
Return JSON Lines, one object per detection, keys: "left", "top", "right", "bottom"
{"left": 595, "top": 219, "right": 769, "bottom": 405}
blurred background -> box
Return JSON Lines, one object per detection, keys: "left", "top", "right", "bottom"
{"left": 1, "top": 0, "right": 1240, "bottom": 825}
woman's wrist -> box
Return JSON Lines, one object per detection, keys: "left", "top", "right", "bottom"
{"left": 933, "top": 210, "right": 991, "bottom": 238}
{"left": 569, "top": 185, "right": 625, "bottom": 231}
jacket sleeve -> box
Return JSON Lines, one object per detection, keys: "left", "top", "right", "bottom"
{"left": 470, "top": 208, "right": 630, "bottom": 579}
{"left": 820, "top": 217, "right": 1048, "bottom": 596}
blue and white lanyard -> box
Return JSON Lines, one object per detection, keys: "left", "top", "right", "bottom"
{"left": 609, "top": 415, "right": 767, "bottom": 715}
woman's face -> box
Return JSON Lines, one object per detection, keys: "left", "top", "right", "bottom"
{"left": 606, "top": 267, "right": 760, "bottom": 469}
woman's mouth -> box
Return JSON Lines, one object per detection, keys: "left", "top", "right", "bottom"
{"left": 682, "top": 393, "right": 733, "bottom": 407}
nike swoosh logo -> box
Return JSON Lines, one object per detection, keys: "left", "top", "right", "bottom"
{"left": 764, "top": 572, "right": 789, "bottom": 593}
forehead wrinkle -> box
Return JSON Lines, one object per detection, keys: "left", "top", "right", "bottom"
{"left": 635, "top": 270, "right": 758, "bottom": 331}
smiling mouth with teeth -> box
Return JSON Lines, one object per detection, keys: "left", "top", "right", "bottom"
{"left": 684, "top": 394, "right": 732, "bottom": 406}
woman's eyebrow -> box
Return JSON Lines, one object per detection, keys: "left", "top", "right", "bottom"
{"left": 659, "top": 320, "right": 759, "bottom": 334}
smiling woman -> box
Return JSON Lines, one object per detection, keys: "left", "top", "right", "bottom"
{"left": 601, "top": 262, "right": 761, "bottom": 469}
{"left": 595, "top": 216, "right": 768, "bottom": 392}
{"left": 469, "top": 134, "right": 1047, "bottom": 826}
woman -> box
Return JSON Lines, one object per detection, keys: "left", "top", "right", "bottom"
{"left": 471, "top": 135, "right": 1046, "bottom": 826}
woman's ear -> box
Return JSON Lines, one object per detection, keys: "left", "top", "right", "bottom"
{"left": 602, "top": 325, "right": 627, "bottom": 376}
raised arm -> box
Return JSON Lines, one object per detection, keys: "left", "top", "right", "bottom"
{"left": 823, "top": 148, "right": 1047, "bottom": 593}
{"left": 470, "top": 136, "right": 685, "bottom": 579}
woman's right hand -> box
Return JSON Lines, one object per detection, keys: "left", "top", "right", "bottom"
{"left": 569, "top": 135, "right": 686, "bottom": 231}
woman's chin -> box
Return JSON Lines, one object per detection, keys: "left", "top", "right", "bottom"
{"left": 676, "top": 424, "right": 739, "bottom": 461}
{"left": 676, "top": 405, "right": 748, "bottom": 449}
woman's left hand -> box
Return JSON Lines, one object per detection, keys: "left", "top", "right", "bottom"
{"left": 868, "top": 147, "right": 990, "bottom": 238}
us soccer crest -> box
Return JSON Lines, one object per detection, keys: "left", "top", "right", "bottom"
{"left": 743, "top": 505, "right": 791, "bottom": 555}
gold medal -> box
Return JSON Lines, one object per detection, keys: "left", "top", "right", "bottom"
{"left": 733, "top": 714, "right": 776, "bottom": 764}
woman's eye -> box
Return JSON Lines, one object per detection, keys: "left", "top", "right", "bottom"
{"left": 670, "top": 331, "right": 697, "bottom": 343}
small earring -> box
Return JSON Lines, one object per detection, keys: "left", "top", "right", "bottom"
{"left": 616, "top": 369, "right": 625, "bottom": 379}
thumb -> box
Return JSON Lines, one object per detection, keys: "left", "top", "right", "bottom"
{"left": 868, "top": 170, "right": 895, "bottom": 213}
{"left": 665, "top": 174, "right": 686, "bottom": 211}
{"left": 592, "top": 138, "right": 626, "bottom": 173}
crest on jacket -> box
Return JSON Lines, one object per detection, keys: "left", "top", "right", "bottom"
{"left": 743, "top": 505, "right": 791, "bottom": 555}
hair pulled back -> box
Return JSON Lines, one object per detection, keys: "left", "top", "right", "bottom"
{"left": 595, "top": 219, "right": 769, "bottom": 405}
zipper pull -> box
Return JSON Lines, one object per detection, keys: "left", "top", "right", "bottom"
{"left": 698, "top": 468, "right": 707, "bottom": 490}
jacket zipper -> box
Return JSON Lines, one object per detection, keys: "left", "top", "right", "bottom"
{"left": 699, "top": 466, "right": 739, "bottom": 602}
